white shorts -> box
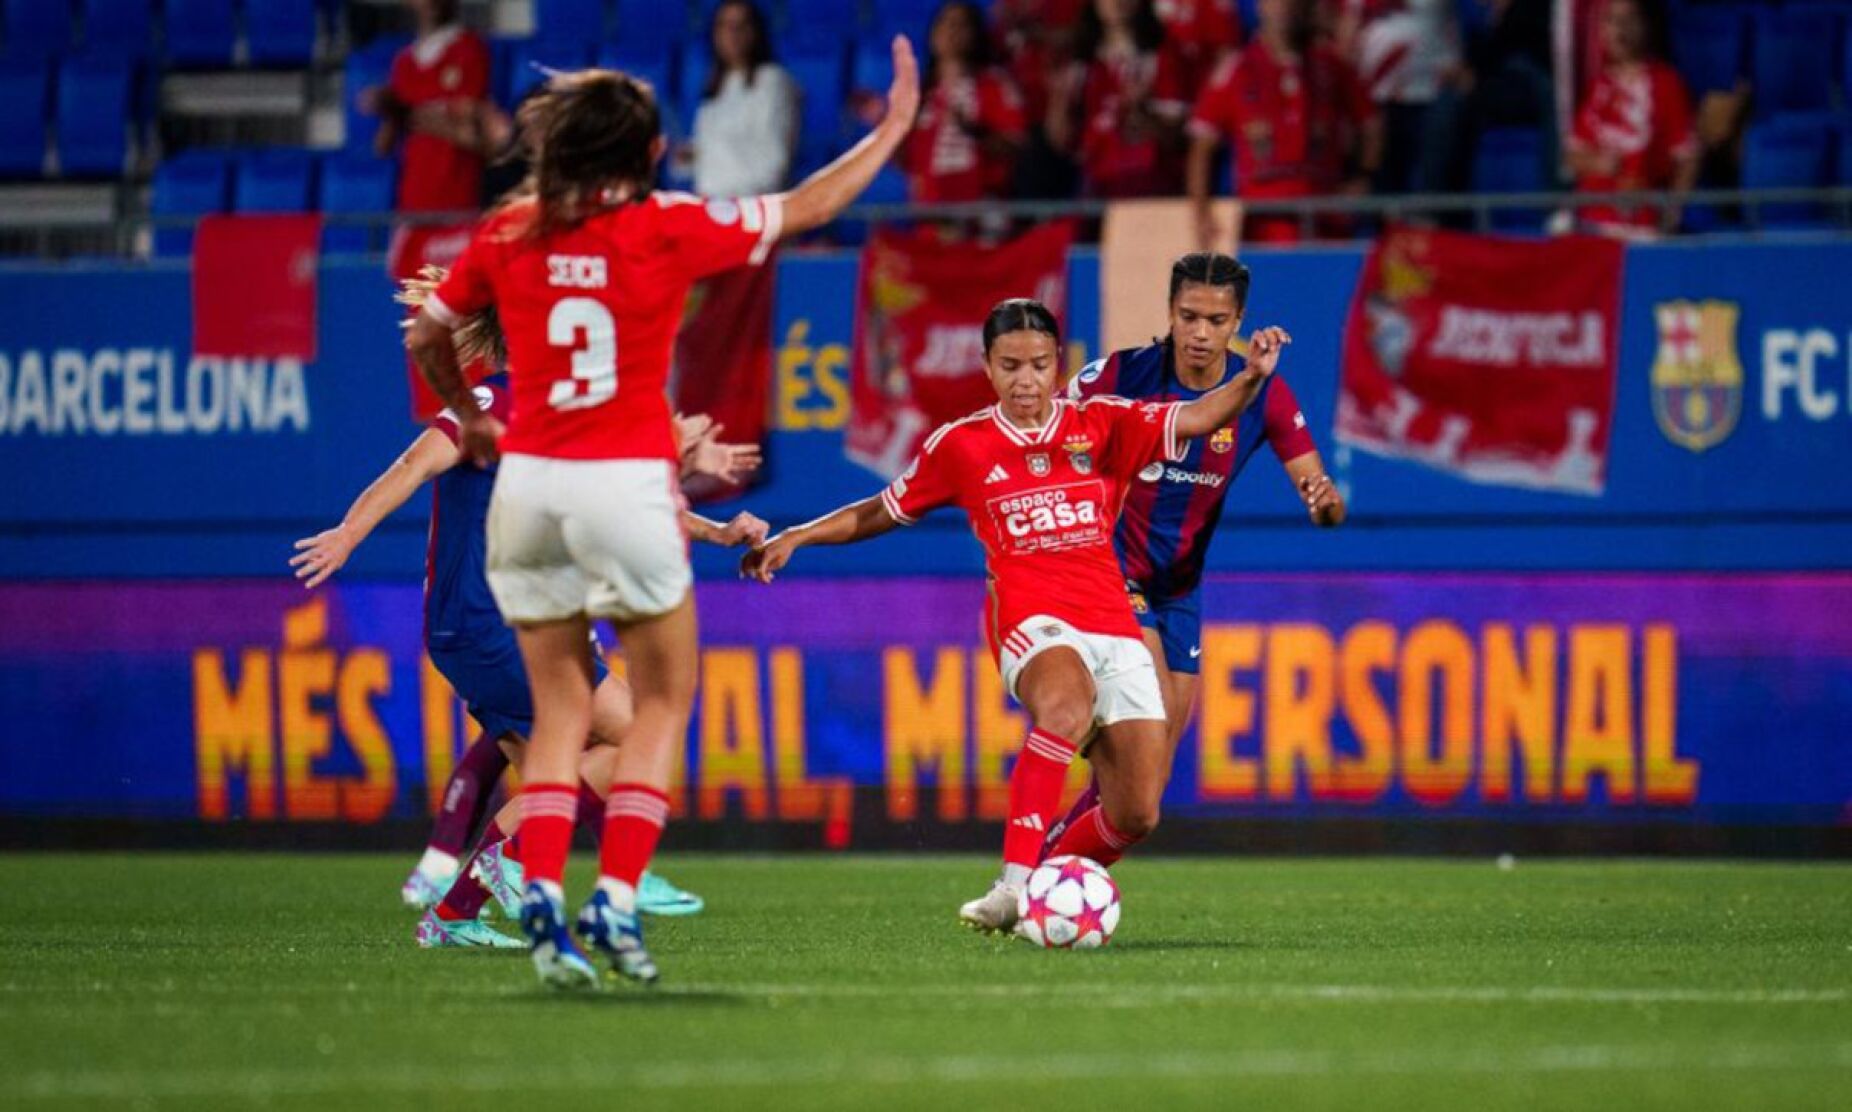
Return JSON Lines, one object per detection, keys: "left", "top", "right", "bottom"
{"left": 998, "top": 615, "right": 1167, "bottom": 728}
{"left": 486, "top": 454, "right": 691, "bottom": 624}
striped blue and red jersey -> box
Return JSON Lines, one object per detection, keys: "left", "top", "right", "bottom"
{"left": 1070, "top": 342, "right": 1317, "bottom": 600}
{"left": 425, "top": 373, "right": 512, "bottom": 644}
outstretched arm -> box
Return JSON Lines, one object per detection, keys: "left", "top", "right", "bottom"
{"left": 684, "top": 510, "right": 771, "bottom": 548}
{"left": 1283, "top": 451, "right": 1345, "bottom": 528}
{"left": 292, "top": 428, "right": 460, "bottom": 588}
{"left": 740, "top": 496, "right": 898, "bottom": 583}
{"left": 1172, "top": 326, "right": 1291, "bottom": 440}
{"left": 776, "top": 36, "right": 921, "bottom": 237}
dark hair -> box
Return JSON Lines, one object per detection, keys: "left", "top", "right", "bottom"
{"left": 1074, "top": 0, "right": 1166, "bottom": 64}
{"left": 426, "top": 0, "right": 461, "bottom": 26}
{"left": 1168, "top": 252, "right": 1250, "bottom": 311}
{"left": 924, "top": 1, "right": 992, "bottom": 92}
{"left": 1612, "top": 0, "right": 1671, "bottom": 63}
{"left": 508, "top": 69, "right": 661, "bottom": 238}
{"left": 982, "top": 298, "right": 1062, "bottom": 354}
{"left": 703, "top": 0, "right": 775, "bottom": 102}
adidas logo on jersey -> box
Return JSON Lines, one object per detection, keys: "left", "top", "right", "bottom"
{"left": 984, "top": 464, "right": 1010, "bottom": 484}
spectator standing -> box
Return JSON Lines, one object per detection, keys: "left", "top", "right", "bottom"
{"left": 1334, "top": 0, "right": 1463, "bottom": 194}
{"left": 1153, "top": 0, "right": 1242, "bottom": 97}
{"left": 371, "top": 0, "right": 495, "bottom": 213}
{"left": 1187, "top": 0, "right": 1380, "bottom": 243}
{"left": 1564, "top": 0, "right": 1693, "bottom": 234}
{"left": 903, "top": 1, "right": 1028, "bottom": 203}
{"left": 688, "top": 1, "right": 800, "bottom": 197}
{"left": 991, "top": 0, "right": 1087, "bottom": 197}
{"left": 1049, "top": 0, "right": 1191, "bottom": 197}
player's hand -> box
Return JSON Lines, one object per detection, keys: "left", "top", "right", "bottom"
{"left": 713, "top": 512, "right": 772, "bottom": 548}
{"left": 740, "top": 533, "right": 798, "bottom": 583}
{"left": 684, "top": 423, "right": 763, "bottom": 484}
{"left": 880, "top": 35, "right": 921, "bottom": 136}
{"left": 457, "top": 411, "right": 504, "bottom": 467}
{"left": 1299, "top": 472, "right": 1343, "bottom": 526}
{"left": 290, "top": 526, "right": 356, "bottom": 590}
{"left": 1245, "top": 326, "right": 1291, "bottom": 378}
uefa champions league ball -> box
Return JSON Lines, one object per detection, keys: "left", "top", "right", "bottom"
{"left": 1017, "top": 855, "right": 1121, "bottom": 949}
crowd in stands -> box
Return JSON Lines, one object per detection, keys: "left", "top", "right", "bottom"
{"left": 4, "top": 0, "right": 1852, "bottom": 248}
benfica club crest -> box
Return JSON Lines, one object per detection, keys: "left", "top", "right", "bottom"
{"left": 1209, "top": 427, "right": 1235, "bottom": 454}
{"left": 1651, "top": 300, "right": 1743, "bottom": 453}
{"left": 1028, "top": 453, "right": 1051, "bottom": 477}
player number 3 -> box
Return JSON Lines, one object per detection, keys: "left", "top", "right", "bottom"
{"left": 546, "top": 297, "right": 618, "bottom": 411}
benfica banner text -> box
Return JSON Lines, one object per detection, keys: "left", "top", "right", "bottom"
{"left": 848, "top": 223, "right": 1075, "bottom": 478}
{"left": 1337, "top": 228, "right": 1624, "bottom": 494}
{"left": 2, "top": 575, "right": 1847, "bottom": 831}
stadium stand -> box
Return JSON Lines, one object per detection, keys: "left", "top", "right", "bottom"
{"left": 246, "top": 0, "right": 320, "bottom": 68}
{"left": 5, "top": 0, "right": 74, "bottom": 57}
{"left": 233, "top": 148, "right": 318, "bottom": 213}
{"left": 344, "top": 37, "right": 405, "bottom": 154}
{"left": 534, "top": 0, "right": 609, "bottom": 42}
{"left": 81, "top": 0, "right": 155, "bottom": 53}
{"left": 56, "top": 53, "right": 135, "bottom": 178}
{"left": 1750, "top": 6, "right": 1842, "bottom": 118}
{"left": 1469, "top": 126, "right": 1549, "bottom": 232}
{"left": 501, "top": 37, "right": 593, "bottom": 107}
{"left": 319, "top": 152, "right": 395, "bottom": 251}
{"left": 1742, "top": 114, "right": 1835, "bottom": 228}
{"left": 151, "top": 148, "right": 230, "bottom": 254}
{"left": 1672, "top": 4, "right": 1749, "bottom": 96}
{"left": 0, "top": 62, "right": 51, "bottom": 178}
{"left": 164, "top": 0, "right": 238, "bottom": 69}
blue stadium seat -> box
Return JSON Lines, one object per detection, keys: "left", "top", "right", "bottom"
{"left": 1671, "top": 4, "right": 1747, "bottom": 96}
{"left": 870, "top": 0, "right": 938, "bottom": 44}
{"left": 595, "top": 44, "right": 675, "bottom": 116}
{"left": 82, "top": 0, "right": 153, "bottom": 52}
{"left": 0, "top": 62, "right": 49, "bottom": 177}
{"left": 56, "top": 53, "right": 134, "bottom": 178}
{"left": 151, "top": 150, "right": 230, "bottom": 255}
{"left": 233, "top": 149, "right": 317, "bottom": 213}
{"left": 1470, "top": 126, "right": 1549, "bottom": 232}
{"left": 5, "top": 0, "right": 73, "bottom": 56}
{"left": 615, "top": 0, "right": 688, "bottom": 54}
{"left": 344, "top": 37, "right": 405, "bottom": 153}
{"left": 850, "top": 39, "right": 889, "bottom": 93}
{"left": 246, "top": 0, "right": 317, "bottom": 67}
{"left": 318, "top": 154, "right": 395, "bottom": 252}
{"left": 1751, "top": 7, "right": 1841, "bottom": 117}
{"left": 165, "top": 0, "right": 236, "bottom": 68}
{"left": 678, "top": 40, "right": 710, "bottom": 127}
{"left": 1742, "top": 116, "right": 1833, "bottom": 228}
{"left": 781, "top": 0, "right": 857, "bottom": 53}
{"left": 534, "top": 0, "right": 608, "bottom": 41}
{"left": 501, "top": 39, "right": 592, "bottom": 107}
{"left": 785, "top": 47, "right": 846, "bottom": 167}
{"left": 1837, "top": 125, "right": 1852, "bottom": 185}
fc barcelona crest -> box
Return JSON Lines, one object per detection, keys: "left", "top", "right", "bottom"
{"left": 1651, "top": 300, "right": 1742, "bottom": 453}
{"left": 1209, "top": 427, "right": 1235, "bottom": 454}
{"left": 1028, "top": 453, "right": 1051, "bottom": 477}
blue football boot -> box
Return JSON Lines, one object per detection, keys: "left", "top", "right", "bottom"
{"left": 577, "top": 888, "right": 660, "bottom": 985}
{"left": 519, "top": 880, "right": 599, "bottom": 990}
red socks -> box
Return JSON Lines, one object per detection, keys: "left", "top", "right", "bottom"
{"left": 1004, "top": 729, "right": 1079, "bottom": 872}
{"left": 1049, "top": 805, "right": 1141, "bottom": 868}
{"left": 599, "top": 783, "right": 671, "bottom": 889}
{"left": 517, "top": 783, "right": 578, "bottom": 889}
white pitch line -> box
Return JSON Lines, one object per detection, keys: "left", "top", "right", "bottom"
{"left": 10, "top": 1042, "right": 1852, "bottom": 1101}
{"left": 0, "top": 980, "right": 1846, "bottom": 1007}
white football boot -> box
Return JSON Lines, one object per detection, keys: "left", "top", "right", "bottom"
{"left": 958, "top": 880, "right": 1023, "bottom": 933}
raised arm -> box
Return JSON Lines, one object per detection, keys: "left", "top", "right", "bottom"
{"left": 740, "top": 496, "right": 898, "bottom": 583}
{"left": 291, "top": 428, "right": 460, "bottom": 588}
{"left": 775, "top": 36, "right": 921, "bottom": 237}
{"left": 1172, "top": 326, "right": 1291, "bottom": 440}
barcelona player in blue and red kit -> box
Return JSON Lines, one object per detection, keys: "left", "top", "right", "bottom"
{"left": 1049, "top": 253, "right": 1344, "bottom": 851}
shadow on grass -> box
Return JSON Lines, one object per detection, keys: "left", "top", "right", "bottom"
{"left": 1106, "top": 937, "right": 1249, "bottom": 953}
{"left": 508, "top": 987, "right": 751, "bottom": 1008}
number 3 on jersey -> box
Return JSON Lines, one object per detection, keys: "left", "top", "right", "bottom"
{"left": 547, "top": 297, "right": 618, "bottom": 410}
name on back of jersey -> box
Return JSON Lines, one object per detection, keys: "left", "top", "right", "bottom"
{"left": 986, "top": 482, "right": 1107, "bottom": 553}
{"left": 547, "top": 255, "right": 608, "bottom": 289}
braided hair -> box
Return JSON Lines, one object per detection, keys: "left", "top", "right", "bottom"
{"left": 982, "top": 298, "right": 1062, "bottom": 355}
{"left": 1168, "top": 252, "right": 1250, "bottom": 311}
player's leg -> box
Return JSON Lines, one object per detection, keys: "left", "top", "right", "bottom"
{"left": 417, "top": 740, "right": 526, "bottom": 950}
{"left": 1048, "top": 635, "right": 1170, "bottom": 867}
{"left": 962, "top": 627, "right": 1096, "bottom": 932}
{"left": 1042, "top": 615, "right": 1169, "bottom": 859}
{"left": 402, "top": 729, "right": 510, "bottom": 907}
{"left": 586, "top": 663, "right": 703, "bottom": 916}
{"left": 1156, "top": 591, "right": 1204, "bottom": 753}
{"left": 577, "top": 598, "right": 698, "bottom": 983}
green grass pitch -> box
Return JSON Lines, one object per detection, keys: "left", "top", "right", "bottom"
{"left": 2, "top": 853, "right": 1849, "bottom": 1110}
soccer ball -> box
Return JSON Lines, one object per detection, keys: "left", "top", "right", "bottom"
{"left": 1016, "top": 855, "right": 1120, "bottom": 949}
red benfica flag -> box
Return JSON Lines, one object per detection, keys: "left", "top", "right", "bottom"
{"left": 847, "top": 222, "right": 1076, "bottom": 478}
{"left": 394, "top": 221, "right": 480, "bottom": 420}
{"left": 1337, "top": 227, "right": 1625, "bottom": 495}
{"left": 191, "top": 214, "right": 322, "bottom": 360}
{"left": 670, "top": 260, "right": 777, "bottom": 502}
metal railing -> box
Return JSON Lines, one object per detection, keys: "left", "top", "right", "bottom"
{"left": 6, "top": 186, "right": 1852, "bottom": 260}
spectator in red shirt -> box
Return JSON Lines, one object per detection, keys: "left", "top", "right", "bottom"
{"left": 990, "top": 0, "right": 1087, "bottom": 197}
{"left": 1334, "top": 0, "right": 1465, "bottom": 194}
{"left": 1048, "top": 0, "right": 1191, "bottom": 197}
{"left": 368, "top": 0, "right": 496, "bottom": 213}
{"left": 902, "top": 1, "right": 1028, "bottom": 203}
{"left": 1186, "top": 0, "right": 1380, "bottom": 243}
{"left": 1565, "top": 0, "right": 1694, "bottom": 234}
{"left": 1154, "top": 0, "right": 1242, "bottom": 98}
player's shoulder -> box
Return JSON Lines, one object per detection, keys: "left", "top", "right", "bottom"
{"left": 921, "top": 406, "right": 998, "bottom": 456}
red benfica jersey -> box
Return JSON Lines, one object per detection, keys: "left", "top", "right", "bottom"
{"left": 1189, "top": 39, "right": 1372, "bottom": 199}
{"left": 1073, "top": 46, "right": 1190, "bottom": 197}
{"left": 901, "top": 70, "right": 1027, "bottom": 203}
{"left": 1155, "top": 0, "right": 1241, "bottom": 96}
{"left": 388, "top": 27, "right": 491, "bottom": 212}
{"left": 881, "top": 397, "right": 1184, "bottom": 654}
{"left": 1569, "top": 61, "right": 1695, "bottom": 229}
{"left": 428, "top": 192, "right": 783, "bottom": 461}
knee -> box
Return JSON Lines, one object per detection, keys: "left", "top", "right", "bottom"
{"left": 1027, "top": 699, "right": 1091, "bottom": 748}
{"left": 1107, "top": 799, "right": 1161, "bottom": 842}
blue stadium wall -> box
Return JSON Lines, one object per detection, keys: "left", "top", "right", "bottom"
{"left": 1, "top": 240, "right": 1848, "bottom": 850}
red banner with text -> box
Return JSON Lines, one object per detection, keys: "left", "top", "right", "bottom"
{"left": 671, "top": 260, "right": 777, "bottom": 502}
{"left": 1337, "top": 228, "right": 1625, "bottom": 495}
{"left": 847, "top": 222, "right": 1075, "bottom": 478}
